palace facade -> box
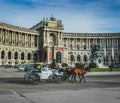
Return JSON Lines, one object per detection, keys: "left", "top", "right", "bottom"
{"left": 0, "top": 16, "right": 120, "bottom": 66}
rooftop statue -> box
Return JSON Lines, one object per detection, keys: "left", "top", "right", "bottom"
{"left": 50, "top": 15, "right": 56, "bottom": 21}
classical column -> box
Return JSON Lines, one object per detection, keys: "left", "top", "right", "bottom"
{"left": 15, "top": 32, "right": 17, "bottom": 45}
{"left": 67, "top": 37, "right": 68, "bottom": 48}
{"left": 19, "top": 33, "right": 21, "bottom": 46}
{"left": 47, "top": 30, "right": 49, "bottom": 46}
{"left": 79, "top": 38, "right": 81, "bottom": 50}
{"left": 25, "top": 34, "right": 27, "bottom": 47}
{"left": 81, "top": 38, "right": 83, "bottom": 50}
{"left": 116, "top": 38, "right": 118, "bottom": 50}
{"left": 58, "top": 32, "right": 60, "bottom": 46}
{"left": 23, "top": 33, "right": 25, "bottom": 46}
{"left": 100, "top": 38, "right": 102, "bottom": 50}
{"left": 47, "top": 47, "right": 49, "bottom": 63}
{"left": 29, "top": 34, "right": 31, "bottom": 47}
{"left": 12, "top": 31, "right": 14, "bottom": 45}
{"left": 87, "top": 38, "right": 88, "bottom": 50}
{"left": 43, "top": 30, "right": 45, "bottom": 46}
{"left": 4, "top": 29, "right": 7, "bottom": 44}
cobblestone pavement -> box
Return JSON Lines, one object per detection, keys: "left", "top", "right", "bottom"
{"left": 0, "top": 68, "right": 120, "bottom": 103}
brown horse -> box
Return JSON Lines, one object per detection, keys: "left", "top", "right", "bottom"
{"left": 71, "top": 68, "right": 87, "bottom": 83}
{"left": 65, "top": 66, "right": 90, "bottom": 83}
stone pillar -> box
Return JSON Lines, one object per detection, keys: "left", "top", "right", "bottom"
{"left": 80, "top": 38, "right": 81, "bottom": 50}
{"left": 107, "top": 38, "right": 109, "bottom": 50}
{"left": 12, "top": 31, "right": 14, "bottom": 45}
{"left": 81, "top": 38, "right": 83, "bottom": 50}
{"left": 116, "top": 38, "right": 118, "bottom": 50}
{"left": 47, "top": 47, "right": 49, "bottom": 63}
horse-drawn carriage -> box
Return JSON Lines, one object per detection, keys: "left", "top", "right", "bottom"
{"left": 24, "top": 65, "right": 64, "bottom": 84}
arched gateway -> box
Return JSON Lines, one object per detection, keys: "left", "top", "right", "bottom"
{"left": 31, "top": 15, "right": 66, "bottom": 64}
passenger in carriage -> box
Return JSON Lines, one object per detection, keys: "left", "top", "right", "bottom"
{"left": 38, "top": 65, "right": 43, "bottom": 72}
{"left": 51, "top": 59, "right": 57, "bottom": 69}
{"left": 43, "top": 65, "right": 49, "bottom": 71}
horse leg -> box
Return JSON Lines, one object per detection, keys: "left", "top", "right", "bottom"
{"left": 67, "top": 75, "right": 70, "bottom": 82}
{"left": 79, "top": 75, "right": 83, "bottom": 83}
{"left": 82, "top": 75, "right": 86, "bottom": 83}
{"left": 74, "top": 75, "right": 77, "bottom": 83}
{"left": 71, "top": 75, "right": 74, "bottom": 83}
{"left": 78, "top": 74, "right": 81, "bottom": 83}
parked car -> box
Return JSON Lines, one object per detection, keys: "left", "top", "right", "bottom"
{"left": 18, "top": 65, "right": 26, "bottom": 71}
{"left": 109, "top": 64, "right": 120, "bottom": 69}
{"left": 24, "top": 65, "right": 35, "bottom": 72}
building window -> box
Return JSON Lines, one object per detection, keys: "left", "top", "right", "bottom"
{"left": 84, "top": 55, "right": 87, "bottom": 61}
{"left": 70, "top": 55, "right": 74, "bottom": 61}
{"left": 1, "top": 51, "right": 5, "bottom": 59}
{"left": 8, "top": 51, "right": 11, "bottom": 59}
{"left": 77, "top": 55, "right": 81, "bottom": 62}
{"left": 14, "top": 52, "right": 18, "bottom": 60}
{"left": 21, "top": 52, "right": 24, "bottom": 60}
{"left": 27, "top": 53, "right": 31, "bottom": 60}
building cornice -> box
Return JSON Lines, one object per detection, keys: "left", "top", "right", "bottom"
{"left": 0, "top": 22, "right": 38, "bottom": 34}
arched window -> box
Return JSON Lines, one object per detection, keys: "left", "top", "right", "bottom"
{"left": 8, "top": 51, "right": 11, "bottom": 59}
{"left": 27, "top": 53, "right": 31, "bottom": 60}
{"left": 56, "top": 52, "right": 62, "bottom": 63}
{"left": 14, "top": 52, "right": 18, "bottom": 60}
{"left": 77, "top": 55, "right": 81, "bottom": 62}
{"left": 21, "top": 52, "right": 24, "bottom": 60}
{"left": 1, "top": 51, "right": 5, "bottom": 59}
{"left": 70, "top": 55, "right": 74, "bottom": 61}
{"left": 84, "top": 55, "right": 87, "bottom": 62}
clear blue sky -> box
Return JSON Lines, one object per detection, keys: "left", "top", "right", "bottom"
{"left": 0, "top": 0, "right": 120, "bottom": 33}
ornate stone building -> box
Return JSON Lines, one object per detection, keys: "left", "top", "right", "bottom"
{"left": 0, "top": 16, "right": 120, "bottom": 66}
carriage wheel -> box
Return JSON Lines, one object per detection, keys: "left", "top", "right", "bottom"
{"left": 24, "top": 72, "right": 31, "bottom": 83}
{"left": 29, "top": 73, "right": 40, "bottom": 85}
{"left": 55, "top": 76, "right": 63, "bottom": 84}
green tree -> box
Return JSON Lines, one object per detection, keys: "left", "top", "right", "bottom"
{"left": 61, "top": 63, "right": 68, "bottom": 68}
{"left": 89, "top": 63, "right": 97, "bottom": 68}
{"left": 75, "top": 63, "right": 84, "bottom": 68}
